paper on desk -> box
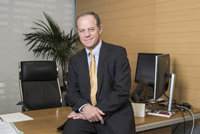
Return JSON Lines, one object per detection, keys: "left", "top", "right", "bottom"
{"left": 0, "top": 112, "right": 33, "bottom": 122}
{"left": 131, "top": 103, "right": 146, "bottom": 117}
{"left": 0, "top": 122, "right": 18, "bottom": 134}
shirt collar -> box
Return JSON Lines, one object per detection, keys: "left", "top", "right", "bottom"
{"left": 85, "top": 39, "right": 102, "bottom": 56}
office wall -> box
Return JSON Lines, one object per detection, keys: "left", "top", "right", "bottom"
{"left": 0, "top": 0, "right": 75, "bottom": 114}
{"left": 154, "top": 0, "right": 200, "bottom": 109}
{"left": 76, "top": 0, "right": 200, "bottom": 125}
{"left": 76, "top": 0, "right": 155, "bottom": 93}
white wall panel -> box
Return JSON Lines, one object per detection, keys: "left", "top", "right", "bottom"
{"left": 0, "top": 0, "right": 75, "bottom": 114}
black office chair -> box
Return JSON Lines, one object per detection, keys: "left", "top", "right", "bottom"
{"left": 17, "top": 61, "right": 62, "bottom": 111}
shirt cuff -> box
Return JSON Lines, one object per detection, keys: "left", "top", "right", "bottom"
{"left": 78, "top": 103, "right": 90, "bottom": 113}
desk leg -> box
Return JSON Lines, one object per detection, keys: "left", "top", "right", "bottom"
{"left": 137, "top": 126, "right": 171, "bottom": 134}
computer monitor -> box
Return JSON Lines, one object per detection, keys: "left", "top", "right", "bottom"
{"left": 135, "top": 53, "right": 163, "bottom": 87}
{"left": 153, "top": 54, "right": 170, "bottom": 100}
{"left": 132, "top": 53, "right": 163, "bottom": 102}
{"left": 153, "top": 54, "right": 176, "bottom": 112}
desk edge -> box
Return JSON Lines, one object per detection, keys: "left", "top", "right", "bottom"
{"left": 136, "top": 113, "right": 200, "bottom": 132}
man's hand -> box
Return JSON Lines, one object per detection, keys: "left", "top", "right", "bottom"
{"left": 82, "top": 105, "right": 105, "bottom": 124}
{"left": 68, "top": 111, "right": 86, "bottom": 120}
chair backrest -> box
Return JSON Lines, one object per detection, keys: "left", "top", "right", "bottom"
{"left": 19, "top": 61, "right": 62, "bottom": 110}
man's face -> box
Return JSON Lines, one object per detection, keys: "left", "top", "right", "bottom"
{"left": 77, "top": 15, "right": 102, "bottom": 51}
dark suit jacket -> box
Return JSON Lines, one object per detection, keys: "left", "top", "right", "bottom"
{"left": 66, "top": 41, "right": 136, "bottom": 134}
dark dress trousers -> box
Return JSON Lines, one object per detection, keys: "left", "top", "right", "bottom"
{"left": 65, "top": 41, "right": 136, "bottom": 134}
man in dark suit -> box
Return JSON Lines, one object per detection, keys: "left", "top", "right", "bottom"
{"left": 62, "top": 11, "right": 136, "bottom": 134}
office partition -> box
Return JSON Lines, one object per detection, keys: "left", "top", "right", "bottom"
{"left": 0, "top": 0, "right": 76, "bottom": 114}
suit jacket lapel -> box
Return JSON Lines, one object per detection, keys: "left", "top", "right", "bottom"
{"left": 97, "top": 41, "right": 110, "bottom": 98}
{"left": 77, "top": 49, "right": 91, "bottom": 100}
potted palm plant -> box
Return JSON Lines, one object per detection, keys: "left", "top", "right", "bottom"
{"left": 24, "top": 12, "right": 79, "bottom": 89}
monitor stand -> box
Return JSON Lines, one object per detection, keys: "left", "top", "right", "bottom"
{"left": 148, "top": 99, "right": 156, "bottom": 103}
{"left": 131, "top": 81, "right": 147, "bottom": 103}
{"left": 147, "top": 73, "right": 177, "bottom": 117}
{"left": 167, "top": 73, "right": 177, "bottom": 113}
{"left": 159, "top": 73, "right": 177, "bottom": 114}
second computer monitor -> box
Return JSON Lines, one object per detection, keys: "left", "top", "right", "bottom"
{"left": 135, "top": 53, "right": 162, "bottom": 87}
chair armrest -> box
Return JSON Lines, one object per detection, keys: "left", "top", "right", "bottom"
{"left": 16, "top": 101, "right": 31, "bottom": 111}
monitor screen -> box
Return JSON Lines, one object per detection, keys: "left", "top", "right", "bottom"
{"left": 135, "top": 53, "right": 162, "bottom": 87}
{"left": 153, "top": 54, "right": 170, "bottom": 100}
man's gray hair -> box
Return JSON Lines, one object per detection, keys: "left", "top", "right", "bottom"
{"left": 76, "top": 11, "right": 101, "bottom": 28}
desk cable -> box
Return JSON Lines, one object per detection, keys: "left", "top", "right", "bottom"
{"left": 173, "top": 104, "right": 185, "bottom": 134}
{"left": 177, "top": 105, "right": 195, "bottom": 134}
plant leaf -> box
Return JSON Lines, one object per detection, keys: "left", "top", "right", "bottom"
{"left": 23, "top": 12, "right": 79, "bottom": 73}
